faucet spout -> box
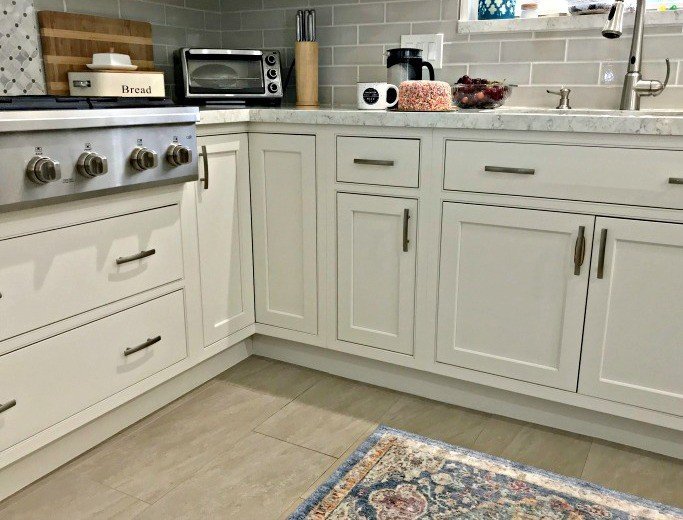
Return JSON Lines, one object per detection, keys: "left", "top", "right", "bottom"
{"left": 602, "top": 0, "right": 625, "bottom": 38}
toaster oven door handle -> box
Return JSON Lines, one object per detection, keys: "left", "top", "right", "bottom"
{"left": 187, "top": 49, "right": 263, "bottom": 56}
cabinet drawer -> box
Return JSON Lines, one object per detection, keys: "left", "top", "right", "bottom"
{"left": 337, "top": 136, "right": 420, "bottom": 188}
{"left": 444, "top": 140, "right": 683, "bottom": 209}
{"left": 0, "top": 205, "right": 183, "bottom": 342}
{"left": 0, "top": 291, "right": 187, "bottom": 453}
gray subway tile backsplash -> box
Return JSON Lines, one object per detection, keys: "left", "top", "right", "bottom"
{"left": 20, "top": 0, "right": 683, "bottom": 106}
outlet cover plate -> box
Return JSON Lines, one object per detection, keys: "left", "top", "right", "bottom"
{"left": 400, "top": 33, "right": 444, "bottom": 69}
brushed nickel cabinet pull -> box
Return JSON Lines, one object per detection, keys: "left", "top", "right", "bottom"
{"left": 485, "top": 165, "right": 535, "bottom": 175}
{"left": 669, "top": 177, "right": 683, "bottom": 185}
{"left": 124, "top": 336, "right": 162, "bottom": 357}
{"left": 116, "top": 248, "right": 156, "bottom": 265}
{"left": 597, "top": 229, "right": 608, "bottom": 279}
{"left": 402, "top": 208, "right": 410, "bottom": 253}
{"left": 199, "top": 145, "right": 209, "bottom": 190}
{"left": 354, "top": 159, "right": 395, "bottom": 167}
{"left": 0, "top": 399, "right": 17, "bottom": 415}
{"left": 574, "top": 226, "right": 586, "bottom": 276}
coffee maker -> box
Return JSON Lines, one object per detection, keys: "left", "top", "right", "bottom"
{"left": 386, "top": 48, "right": 435, "bottom": 85}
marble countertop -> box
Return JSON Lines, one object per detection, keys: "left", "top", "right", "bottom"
{"left": 198, "top": 105, "right": 683, "bottom": 136}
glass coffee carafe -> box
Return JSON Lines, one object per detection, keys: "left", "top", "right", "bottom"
{"left": 386, "top": 48, "right": 435, "bottom": 85}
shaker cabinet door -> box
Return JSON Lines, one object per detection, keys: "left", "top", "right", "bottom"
{"left": 436, "top": 203, "right": 594, "bottom": 390}
{"left": 337, "top": 193, "right": 418, "bottom": 355}
{"left": 579, "top": 217, "right": 683, "bottom": 416}
{"left": 249, "top": 133, "right": 318, "bottom": 335}
{"left": 196, "top": 134, "right": 255, "bottom": 347}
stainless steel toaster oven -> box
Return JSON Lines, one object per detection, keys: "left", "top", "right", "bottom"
{"left": 175, "top": 48, "right": 283, "bottom": 106}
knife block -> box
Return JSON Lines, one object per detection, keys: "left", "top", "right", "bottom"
{"left": 295, "top": 42, "right": 319, "bottom": 107}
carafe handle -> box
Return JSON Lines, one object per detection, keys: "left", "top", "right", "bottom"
{"left": 422, "top": 61, "right": 435, "bottom": 81}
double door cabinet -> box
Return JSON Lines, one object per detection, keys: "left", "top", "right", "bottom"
{"left": 196, "top": 131, "right": 682, "bottom": 419}
{"left": 436, "top": 205, "right": 683, "bottom": 416}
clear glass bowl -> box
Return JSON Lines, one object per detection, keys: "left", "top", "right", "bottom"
{"left": 452, "top": 83, "right": 513, "bottom": 109}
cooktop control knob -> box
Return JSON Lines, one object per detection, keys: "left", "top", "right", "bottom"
{"left": 26, "top": 156, "right": 62, "bottom": 185}
{"left": 266, "top": 69, "right": 278, "bottom": 80}
{"left": 267, "top": 83, "right": 279, "bottom": 94}
{"left": 77, "top": 152, "right": 108, "bottom": 178}
{"left": 265, "top": 54, "right": 277, "bottom": 66}
{"left": 130, "top": 147, "right": 159, "bottom": 171}
{"left": 166, "top": 144, "right": 193, "bottom": 167}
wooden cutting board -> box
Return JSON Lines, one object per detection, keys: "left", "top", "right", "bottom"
{"left": 37, "top": 11, "right": 155, "bottom": 95}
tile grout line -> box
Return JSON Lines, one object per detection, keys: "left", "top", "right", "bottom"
{"left": 254, "top": 430, "right": 340, "bottom": 459}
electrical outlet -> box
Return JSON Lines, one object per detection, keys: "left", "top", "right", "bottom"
{"left": 400, "top": 33, "right": 444, "bottom": 69}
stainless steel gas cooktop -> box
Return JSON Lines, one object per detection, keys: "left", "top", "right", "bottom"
{"left": 0, "top": 102, "right": 199, "bottom": 212}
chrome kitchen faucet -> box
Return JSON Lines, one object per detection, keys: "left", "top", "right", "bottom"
{"left": 602, "top": 0, "right": 670, "bottom": 110}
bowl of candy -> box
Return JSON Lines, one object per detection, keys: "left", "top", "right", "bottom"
{"left": 453, "top": 75, "right": 513, "bottom": 109}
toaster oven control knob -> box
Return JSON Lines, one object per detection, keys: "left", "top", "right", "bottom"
{"left": 130, "top": 147, "right": 159, "bottom": 171}
{"left": 77, "top": 152, "right": 108, "bottom": 178}
{"left": 267, "top": 83, "right": 279, "bottom": 94}
{"left": 266, "top": 69, "right": 278, "bottom": 80}
{"left": 265, "top": 54, "right": 277, "bottom": 66}
{"left": 166, "top": 144, "right": 193, "bottom": 167}
{"left": 26, "top": 156, "right": 62, "bottom": 185}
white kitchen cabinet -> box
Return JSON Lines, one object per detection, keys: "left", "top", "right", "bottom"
{"left": 196, "top": 134, "right": 255, "bottom": 347}
{"left": 337, "top": 193, "right": 418, "bottom": 355}
{"left": 579, "top": 217, "right": 683, "bottom": 416}
{"left": 249, "top": 133, "right": 318, "bottom": 335}
{"left": 0, "top": 290, "right": 187, "bottom": 453}
{"left": 436, "top": 203, "right": 594, "bottom": 390}
{"left": 0, "top": 205, "right": 183, "bottom": 343}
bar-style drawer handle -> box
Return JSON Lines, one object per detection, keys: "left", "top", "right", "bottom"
{"left": 124, "top": 336, "right": 162, "bottom": 357}
{"left": 485, "top": 165, "right": 535, "bottom": 175}
{"left": 669, "top": 177, "right": 683, "bottom": 185}
{"left": 354, "top": 159, "right": 395, "bottom": 167}
{"left": 116, "top": 249, "right": 156, "bottom": 265}
{"left": 0, "top": 399, "right": 17, "bottom": 415}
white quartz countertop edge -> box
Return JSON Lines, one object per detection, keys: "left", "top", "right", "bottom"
{"left": 198, "top": 106, "right": 683, "bottom": 136}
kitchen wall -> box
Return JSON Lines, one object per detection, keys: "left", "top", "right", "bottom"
{"left": 13, "top": 0, "right": 683, "bottom": 107}
{"left": 218, "top": 0, "right": 683, "bottom": 108}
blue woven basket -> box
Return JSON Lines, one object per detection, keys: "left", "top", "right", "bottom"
{"left": 478, "top": 0, "right": 516, "bottom": 19}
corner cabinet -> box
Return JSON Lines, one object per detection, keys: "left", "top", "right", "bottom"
{"left": 249, "top": 133, "right": 318, "bottom": 335}
{"left": 196, "top": 134, "right": 255, "bottom": 347}
{"left": 579, "top": 217, "right": 683, "bottom": 416}
{"left": 436, "top": 203, "right": 594, "bottom": 391}
{"left": 337, "top": 193, "right": 418, "bottom": 355}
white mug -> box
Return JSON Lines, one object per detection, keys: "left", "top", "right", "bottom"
{"left": 357, "top": 82, "right": 398, "bottom": 110}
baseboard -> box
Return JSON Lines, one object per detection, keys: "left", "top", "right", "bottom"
{"left": 0, "top": 340, "right": 251, "bottom": 502}
{"left": 252, "top": 335, "right": 683, "bottom": 460}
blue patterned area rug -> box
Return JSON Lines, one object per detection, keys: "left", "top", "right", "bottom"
{"left": 290, "top": 425, "right": 683, "bottom": 519}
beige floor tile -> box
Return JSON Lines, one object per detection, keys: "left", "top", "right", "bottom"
{"left": 278, "top": 496, "right": 305, "bottom": 520}
{"left": 301, "top": 422, "right": 379, "bottom": 499}
{"left": 582, "top": 441, "right": 683, "bottom": 508}
{"left": 136, "top": 432, "right": 333, "bottom": 520}
{"left": 380, "top": 394, "right": 490, "bottom": 449}
{"left": 218, "top": 355, "right": 323, "bottom": 401}
{"left": 255, "top": 375, "right": 400, "bottom": 457}
{"left": 0, "top": 470, "right": 147, "bottom": 520}
{"left": 72, "top": 380, "right": 289, "bottom": 504}
{"left": 472, "top": 415, "right": 526, "bottom": 457}
{"left": 497, "top": 422, "right": 592, "bottom": 478}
